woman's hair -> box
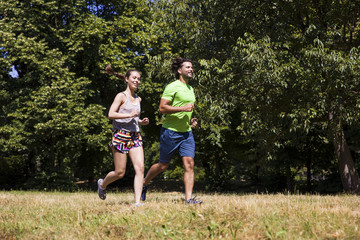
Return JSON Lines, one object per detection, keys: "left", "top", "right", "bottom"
{"left": 171, "top": 57, "right": 193, "bottom": 79}
{"left": 105, "top": 65, "right": 139, "bottom": 80}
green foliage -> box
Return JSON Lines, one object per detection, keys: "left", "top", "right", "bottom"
{"left": 0, "top": 0, "right": 150, "bottom": 189}
{"left": 0, "top": 155, "right": 26, "bottom": 189}
{"left": 1, "top": 0, "right": 360, "bottom": 192}
{"left": 24, "top": 169, "right": 79, "bottom": 191}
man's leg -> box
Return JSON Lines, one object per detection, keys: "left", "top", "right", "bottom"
{"left": 182, "top": 156, "right": 194, "bottom": 201}
{"left": 143, "top": 162, "right": 169, "bottom": 186}
{"left": 142, "top": 127, "right": 174, "bottom": 201}
{"left": 141, "top": 162, "right": 169, "bottom": 201}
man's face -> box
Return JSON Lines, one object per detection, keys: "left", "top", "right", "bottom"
{"left": 178, "top": 61, "right": 193, "bottom": 79}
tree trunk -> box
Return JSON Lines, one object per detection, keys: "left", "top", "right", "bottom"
{"left": 306, "top": 156, "right": 311, "bottom": 192}
{"left": 285, "top": 158, "right": 293, "bottom": 192}
{"left": 333, "top": 119, "right": 360, "bottom": 193}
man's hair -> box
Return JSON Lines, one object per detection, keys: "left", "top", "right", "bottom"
{"left": 171, "top": 57, "right": 193, "bottom": 79}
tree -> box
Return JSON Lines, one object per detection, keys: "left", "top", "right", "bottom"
{"left": 193, "top": 0, "right": 360, "bottom": 193}
{"left": 0, "top": 0, "right": 154, "bottom": 189}
{"left": 1, "top": 0, "right": 359, "bottom": 193}
{"left": 303, "top": 44, "right": 360, "bottom": 193}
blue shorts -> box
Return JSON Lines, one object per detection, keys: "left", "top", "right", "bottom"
{"left": 160, "top": 127, "right": 195, "bottom": 164}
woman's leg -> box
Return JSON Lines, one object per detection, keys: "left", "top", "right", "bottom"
{"left": 101, "top": 146, "right": 127, "bottom": 189}
{"left": 128, "top": 146, "right": 145, "bottom": 204}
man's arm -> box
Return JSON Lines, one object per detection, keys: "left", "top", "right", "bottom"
{"left": 159, "top": 98, "right": 193, "bottom": 114}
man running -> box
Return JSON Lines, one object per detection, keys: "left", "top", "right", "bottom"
{"left": 141, "top": 57, "right": 202, "bottom": 204}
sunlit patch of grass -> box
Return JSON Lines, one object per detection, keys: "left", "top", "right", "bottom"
{"left": 1, "top": 191, "right": 360, "bottom": 239}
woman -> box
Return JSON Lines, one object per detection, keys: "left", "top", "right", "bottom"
{"left": 97, "top": 65, "right": 149, "bottom": 206}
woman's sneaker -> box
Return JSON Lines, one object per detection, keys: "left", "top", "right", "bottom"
{"left": 97, "top": 179, "right": 106, "bottom": 200}
{"left": 133, "top": 202, "right": 145, "bottom": 207}
{"left": 186, "top": 196, "right": 202, "bottom": 205}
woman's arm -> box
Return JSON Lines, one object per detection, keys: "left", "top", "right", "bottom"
{"left": 108, "top": 93, "right": 139, "bottom": 120}
{"left": 139, "top": 117, "right": 149, "bottom": 125}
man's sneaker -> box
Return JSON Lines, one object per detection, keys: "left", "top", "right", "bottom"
{"left": 186, "top": 196, "right": 202, "bottom": 205}
{"left": 97, "top": 179, "right": 106, "bottom": 200}
{"left": 141, "top": 185, "right": 147, "bottom": 201}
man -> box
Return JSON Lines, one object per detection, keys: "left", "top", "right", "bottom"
{"left": 141, "top": 57, "right": 202, "bottom": 204}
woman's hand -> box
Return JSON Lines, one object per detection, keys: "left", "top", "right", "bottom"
{"left": 130, "top": 109, "right": 140, "bottom": 118}
{"left": 139, "top": 117, "right": 149, "bottom": 126}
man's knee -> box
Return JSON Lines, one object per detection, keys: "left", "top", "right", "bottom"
{"left": 183, "top": 157, "right": 194, "bottom": 171}
{"left": 158, "top": 163, "right": 170, "bottom": 172}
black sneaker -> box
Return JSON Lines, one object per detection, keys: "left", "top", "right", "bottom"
{"left": 186, "top": 196, "right": 202, "bottom": 205}
{"left": 141, "top": 185, "right": 147, "bottom": 201}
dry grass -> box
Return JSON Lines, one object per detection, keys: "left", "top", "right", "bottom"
{"left": 1, "top": 191, "right": 360, "bottom": 239}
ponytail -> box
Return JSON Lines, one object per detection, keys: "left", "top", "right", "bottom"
{"left": 105, "top": 64, "right": 125, "bottom": 79}
{"left": 105, "top": 65, "right": 140, "bottom": 80}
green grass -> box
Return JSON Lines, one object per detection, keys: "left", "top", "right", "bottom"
{"left": 1, "top": 191, "right": 360, "bottom": 239}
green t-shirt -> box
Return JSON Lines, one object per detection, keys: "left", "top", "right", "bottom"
{"left": 161, "top": 80, "right": 195, "bottom": 132}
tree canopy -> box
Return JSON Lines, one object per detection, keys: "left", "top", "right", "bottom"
{"left": 1, "top": 0, "right": 359, "bottom": 193}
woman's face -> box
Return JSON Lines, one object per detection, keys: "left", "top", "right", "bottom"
{"left": 126, "top": 71, "right": 141, "bottom": 90}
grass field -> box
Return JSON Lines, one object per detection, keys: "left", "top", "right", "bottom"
{"left": 1, "top": 190, "right": 360, "bottom": 239}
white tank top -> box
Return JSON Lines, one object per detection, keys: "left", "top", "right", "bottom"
{"left": 112, "top": 92, "right": 140, "bottom": 132}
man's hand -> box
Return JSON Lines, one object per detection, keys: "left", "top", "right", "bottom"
{"left": 182, "top": 103, "right": 194, "bottom": 112}
{"left": 190, "top": 118, "right": 197, "bottom": 129}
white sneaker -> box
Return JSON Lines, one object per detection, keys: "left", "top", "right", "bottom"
{"left": 133, "top": 202, "right": 145, "bottom": 207}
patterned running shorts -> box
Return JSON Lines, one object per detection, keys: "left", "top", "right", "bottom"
{"left": 110, "top": 129, "right": 143, "bottom": 153}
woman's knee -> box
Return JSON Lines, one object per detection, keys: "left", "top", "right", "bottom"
{"left": 114, "top": 170, "right": 126, "bottom": 179}
{"left": 134, "top": 164, "right": 144, "bottom": 175}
